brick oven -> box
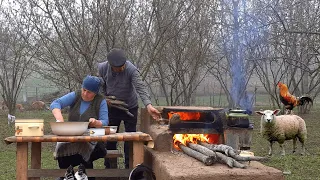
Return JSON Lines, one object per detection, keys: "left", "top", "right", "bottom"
{"left": 140, "top": 106, "right": 285, "bottom": 180}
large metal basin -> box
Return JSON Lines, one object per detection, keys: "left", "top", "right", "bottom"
{"left": 50, "top": 122, "right": 89, "bottom": 136}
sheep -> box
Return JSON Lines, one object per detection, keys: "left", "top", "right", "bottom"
{"left": 255, "top": 109, "right": 307, "bottom": 156}
{"left": 16, "top": 104, "right": 25, "bottom": 112}
{"left": 31, "top": 101, "right": 49, "bottom": 110}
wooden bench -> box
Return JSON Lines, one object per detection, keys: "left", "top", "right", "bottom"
{"left": 28, "top": 169, "right": 131, "bottom": 178}
{"left": 105, "top": 149, "right": 123, "bottom": 158}
{"left": 5, "top": 133, "right": 153, "bottom": 180}
{"left": 30, "top": 150, "right": 127, "bottom": 178}
{"left": 53, "top": 150, "right": 123, "bottom": 159}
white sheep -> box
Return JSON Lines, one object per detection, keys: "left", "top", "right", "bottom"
{"left": 255, "top": 109, "right": 307, "bottom": 156}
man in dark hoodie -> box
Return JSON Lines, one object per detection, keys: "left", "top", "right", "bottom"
{"left": 98, "top": 48, "right": 160, "bottom": 169}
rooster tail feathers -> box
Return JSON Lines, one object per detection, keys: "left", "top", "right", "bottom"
{"left": 129, "top": 164, "right": 156, "bottom": 180}
{"left": 298, "top": 96, "right": 313, "bottom": 105}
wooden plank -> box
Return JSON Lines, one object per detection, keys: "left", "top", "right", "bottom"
{"left": 105, "top": 150, "right": 123, "bottom": 158}
{"left": 27, "top": 169, "right": 131, "bottom": 178}
{"left": 128, "top": 141, "right": 133, "bottom": 169}
{"left": 132, "top": 141, "right": 144, "bottom": 168}
{"left": 30, "top": 142, "right": 41, "bottom": 180}
{"left": 5, "top": 132, "right": 153, "bottom": 144}
{"left": 140, "top": 108, "right": 152, "bottom": 133}
{"left": 16, "top": 142, "right": 28, "bottom": 180}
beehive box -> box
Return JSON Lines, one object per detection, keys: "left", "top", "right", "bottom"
{"left": 15, "top": 119, "right": 44, "bottom": 136}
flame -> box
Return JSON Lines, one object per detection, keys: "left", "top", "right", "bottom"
{"left": 173, "top": 134, "right": 210, "bottom": 150}
{"left": 168, "top": 111, "right": 201, "bottom": 121}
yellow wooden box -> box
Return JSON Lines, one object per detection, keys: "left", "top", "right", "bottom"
{"left": 15, "top": 119, "right": 44, "bottom": 136}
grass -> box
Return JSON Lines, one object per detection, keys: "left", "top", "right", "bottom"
{"left": 1, "top": 101, "right": 320, "bottom": 179}
{"left": 250, "top": 107, "right": 320, "bottom": 179}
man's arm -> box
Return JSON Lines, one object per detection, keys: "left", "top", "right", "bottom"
{"left": 97, "top": 62, "right": 108, "bottom": 95}
{"left": 132, "top": 70, "right": 152, "bottom": 106}
{"left": 132, "top": 70, "right": 160, "bottom": 120}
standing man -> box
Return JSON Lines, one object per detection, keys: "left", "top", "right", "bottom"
{"left": 98, "top": 48, "right": 160, "bottom": 169}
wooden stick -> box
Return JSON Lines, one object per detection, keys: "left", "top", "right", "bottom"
{"left": 199, "top": 142, "right": 237, "bottom": 156}
{"left": 179, "top": 144, "right": 213, "bottom": 166}
{"left": 200, "top": 142, "right": 268, "bottom": 162}
{"left": 188, "top": 142, "right": 217, "bottom": 161}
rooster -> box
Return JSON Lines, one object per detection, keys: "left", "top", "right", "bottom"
{"left": 277, "top": 82, "right": 313, "bottom": 114}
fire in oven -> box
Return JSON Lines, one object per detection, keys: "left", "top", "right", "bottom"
{"left": 161, "top": 106, "right": 226, "bottom": 135}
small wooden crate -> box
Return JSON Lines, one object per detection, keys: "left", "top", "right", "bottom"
{"left": 15, "top": 119, "right": 44, "bottom": 136}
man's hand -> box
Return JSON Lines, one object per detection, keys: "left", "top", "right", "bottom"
{"left": 106, "top": 99, "right": 112, "bottom": 106}
{"left": 89, "top": 118, "right": 102, "bottom": 128}
{"left": 146, "top": 104, "right": 161, "bottom": 120}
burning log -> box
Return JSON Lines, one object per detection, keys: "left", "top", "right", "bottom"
{"left": 169, "top": 113, "right": 181, "bottom": 125}
{"left": 199, "top": 142, "right": 269, "bottom": 162}
{"left": 178, "top": 143, "right": 213, "bottom": 166}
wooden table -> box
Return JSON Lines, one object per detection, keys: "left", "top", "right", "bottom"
{"left": 4, "top": 132, "right": 153, "bottom": 180}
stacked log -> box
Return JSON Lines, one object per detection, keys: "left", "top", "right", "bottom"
{"left": 178, "top": 144, "right": 213, "bottom": 166}
{"left": 178, "top": 142, "right": 269, "bottom": 168}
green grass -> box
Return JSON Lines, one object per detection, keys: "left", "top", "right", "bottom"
{"left": 250, "top": 106, "right": 320, "bottom": 180}
{"left": 1, "top": 99, "right": 320, "bottom": 179}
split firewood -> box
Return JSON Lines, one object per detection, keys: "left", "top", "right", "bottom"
{"left": 188, "top": 143, "right": 217, "bottom": 160}
{"left": 187, "top": 143, "right": 245, "bottom": 168}
{"left": 179, "top": 144, "right": 213, "bottom": 166}
{"left": 199, "top": 142, "right": 269, "bottom": 162}
{"left": 107, "top": 99, "right": 129, "bottom": 107}
{"left": 199, "top": 142, "right": 237, "bottom": 156}
{"left": 215, "top": 151, "right": 246, "bottom": 168}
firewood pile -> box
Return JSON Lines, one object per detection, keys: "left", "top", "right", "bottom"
{"left": 178, "top": 142, "right": 269, "bottom": 168}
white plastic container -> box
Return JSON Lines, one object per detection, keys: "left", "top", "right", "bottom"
{"left": 15, "top": 119, "right": 44, "bottom": 136}
{"left": 89, "top": 128, "right": 105, "bottom": 136}
{"left": 103, "top": 126, "right": 118, "bottom": 134}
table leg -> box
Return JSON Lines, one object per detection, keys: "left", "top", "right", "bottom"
{"left": 16, "top": 142, "right": 28, "bottom": 180}
{"left": 130, "top": 141, "right": 144, "bottom": 168}
{"left": 30, "top": 142, "right": 41, "bottom": 180}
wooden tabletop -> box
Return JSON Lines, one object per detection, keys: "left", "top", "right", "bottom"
{"left": 4, "top": 132, "right": 153, "bottom": 144}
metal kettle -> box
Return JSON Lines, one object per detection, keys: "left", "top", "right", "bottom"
{"left": 226, "top": 108, "right": 250, "bottom": 128}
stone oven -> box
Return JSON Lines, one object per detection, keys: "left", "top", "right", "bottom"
{"left": 141, "top": 106, "right": 253, "bottom": 152}
{"left": 140, "top": 106, "right": 285, "bottom": 180}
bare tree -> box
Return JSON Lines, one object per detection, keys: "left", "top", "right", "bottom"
{"left": 0, "top": 1, "right": 36, "bottom": 114}
{"left": 22, "top": 0, "right": 102, "bottom": 91}
{"left": 251, "top": 0, "right": 320, "bottom": 111}
{"left": 141, "top": 0, "right": 219, "bottom": 106}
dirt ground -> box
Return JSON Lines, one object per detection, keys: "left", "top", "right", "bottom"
{"left": 144, "top": 148, "right": 284, "bottom": 180}
{"left": 144, "top": 120, "right": 284, "bottom": 180}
